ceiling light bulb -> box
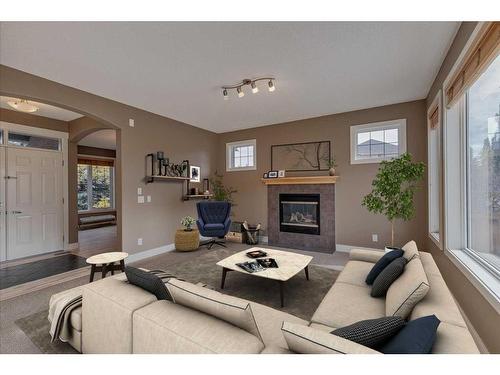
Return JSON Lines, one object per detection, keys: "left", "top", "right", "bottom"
{"left": 7, "top": 99, "right": 39, "bottom": 113}
{"left": 237, "top": 87, "right": 245, "bottom": 98}
{"left": 251, "top": 82, "right": 259, "bottom": 94}
{"left": 268, "top": 80, "right": 275, "bottom": 92}
{"left": 223, "top": 89, "right": 228, "bottom": 100}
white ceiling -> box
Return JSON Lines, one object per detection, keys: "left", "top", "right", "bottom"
{"left": 78, "top": 129, "right": 116, "bottom": 150}
{"left": 0, "top": 22, "right": 459, "bottom": 133}
{"left": 0, "top": 95, "right": 83, "bottom": 121}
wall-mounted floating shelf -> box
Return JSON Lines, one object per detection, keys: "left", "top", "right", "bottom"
{"left": 146, "top": 175, "right": 190, "bottom": 184}
{"left": 182, "top": 194, "right": 214, "bottom": 201}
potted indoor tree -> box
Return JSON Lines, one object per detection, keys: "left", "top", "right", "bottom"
{"left": 362, "top": 153, "right": 425, "bottom": 249}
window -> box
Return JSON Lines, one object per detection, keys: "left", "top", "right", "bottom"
{"left": 77, "top": 159, "right": 115, "bottom": 211}
{"left": 444, "top": 49, "right": 500, "bottom": 304}
{"left": 8, "top": 132, "right": 60, "bottom": 151}
{"left": 226, "top": 139, "right": 257, "bottom": 171}
{"left": 465, "top": 54, "right": 500, "bottom": 275}
{"left": 350, "top": 119, "right": 406, "bottom": 164}
{"left": 428, "top": 92, "right": 442, "bottom": 245}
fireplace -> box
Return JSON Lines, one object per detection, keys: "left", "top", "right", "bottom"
{"left": 266, "top": 181, "right": 336, "bottom": 253}
{"left": 279, "top": 194, "right": 320, "bottom": 235}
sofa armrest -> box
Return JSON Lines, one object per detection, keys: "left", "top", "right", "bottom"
{"left": 349, "top": 249, "right": 385, "bottom": 263}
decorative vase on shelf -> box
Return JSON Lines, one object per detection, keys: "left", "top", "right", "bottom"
{"left": 329, "top": 167, "right": 336, "bottom": 176}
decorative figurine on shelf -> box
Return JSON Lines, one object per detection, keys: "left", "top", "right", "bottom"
{"left": 181, "top": 216, "right": 196, "bottom": 232}
{"left": 146, "top": 152, "right": 190, "bottom": 181}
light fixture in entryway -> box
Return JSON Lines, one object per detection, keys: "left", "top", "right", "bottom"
{"left": 7, "top": 98, "right": 39, "bottom": 113}
{"left": 222, "top": 77, "right": 276, "bottom": 100}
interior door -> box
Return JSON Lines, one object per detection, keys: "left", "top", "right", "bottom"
{"left": 6, "top": 147, "right": 63, "bottom": 260}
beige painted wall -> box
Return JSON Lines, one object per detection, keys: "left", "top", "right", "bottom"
{"left": 424, "top": 22, "right": 500, "bottom": 353}
{"left": 217, "top": 100, "right": 428, "bottom": 249}
{"left": 0, "top": 65, "right": 218, "bottom": 254}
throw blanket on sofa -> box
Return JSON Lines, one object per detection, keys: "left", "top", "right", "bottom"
{"left": 48, "top": 286, "right": 83, "bottom": 343}
{"left": 48, "top": 270, "right": 180, "bottom": 343}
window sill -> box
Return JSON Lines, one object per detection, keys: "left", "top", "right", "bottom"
{"left": 350, "top": 156, "right": 402, "bottom": 165}
{"left": 429, "top": 232, "right": 442, "bottom": 250}
{"left": 226, "top": 166, "right": 257, "bottom": 172}
{"left": 445, "top": 248, "right": 500, "bottom": 313}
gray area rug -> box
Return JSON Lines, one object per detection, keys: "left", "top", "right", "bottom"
{"left": 15, "top": 247, "right": 339, "bottom": 353}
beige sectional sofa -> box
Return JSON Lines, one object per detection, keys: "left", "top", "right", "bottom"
{"left": 58, "top": 243, "right": 479, "bottom": 354}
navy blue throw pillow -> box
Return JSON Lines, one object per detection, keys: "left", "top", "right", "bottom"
{"left": 365, "top": 249, "right": 404, "bottom": 285}
{"left": 380, "top": 315, "right": 441, "bottom": 354}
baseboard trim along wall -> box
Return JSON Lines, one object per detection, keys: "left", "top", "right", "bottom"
{"left": 67, "top": 242, "right": 79, "bottom": 251}
{"left": 126, "top": 243, "right": 176, "bottom": 264}
{"left": 125, "top": 239, "right": 382, "bottom": 265}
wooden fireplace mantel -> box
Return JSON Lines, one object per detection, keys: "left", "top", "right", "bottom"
{"left": 261, "top": 176, "right": 339, "bottom": 185}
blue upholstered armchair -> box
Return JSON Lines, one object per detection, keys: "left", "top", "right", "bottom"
{"left": 196, "top": 201, "right": 231, "bottom": 249}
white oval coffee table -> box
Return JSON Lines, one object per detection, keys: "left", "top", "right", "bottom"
{"left": 86, "top": 252, "right": 129, "bottom": 282}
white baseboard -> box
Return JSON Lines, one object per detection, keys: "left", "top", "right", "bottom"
{"left": 67, "top": 242, "right": 79, "bottom": 251}
{"left": 336, "top": 244, "right": 382, "bottom": 253}
{"left": 126, "top": 243, "right": 176, "bottom": 264}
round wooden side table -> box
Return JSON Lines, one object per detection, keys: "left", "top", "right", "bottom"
{"left": 175, "top": 229, "right": 200, "bottom": 251}
{"left": 86, "top": 252, "right": 129, "bottom": 282}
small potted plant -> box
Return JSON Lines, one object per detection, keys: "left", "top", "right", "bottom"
{"left": 181, "top": 216, "right": 196, "bottom": 231}
{"left": 327, "top": 158, "right": 338, "bottom": 176}
{"left": 362, "top": 153, "right": 425, "bottom": 250}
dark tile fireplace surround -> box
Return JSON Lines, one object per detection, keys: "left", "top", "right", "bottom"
{"left": 267, "top": 184, "right": 336, "bottom": 253}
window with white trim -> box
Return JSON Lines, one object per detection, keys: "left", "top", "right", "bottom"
{"left": 350, "top": 119, "right": 406, "bottom": 164}
{"left": 77, "top": 159, "right": 115, "bottom": 211}
{"left": 428, "top": 92, "right": 442, "bottom": 245}
{"left": 226, "top": 139, "right": 256, "bottom": 171}
{"left": 444, "top": 52, "right": 500, "bottom": 303}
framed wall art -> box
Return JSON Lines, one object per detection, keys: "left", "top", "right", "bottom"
{"left": 271, "top": 141, "right": 331, "bottom": 171}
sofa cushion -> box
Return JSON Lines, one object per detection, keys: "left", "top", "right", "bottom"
{"left": 166, "top": 278, "right": 262, "bottom": 341}
{"left": 311, "top": 282, "right": 385, "bottom": 328}
{"left": 410, "top": 274, "right": 467, "bottom": 328}
{"left": 419, "top": 251, "right": 441, "bottom": 276}
{"left": 281, "top": 322, "right": 380, "bottom": 354}
{"left": 250, "top": 301, "right": 308, "bottom": 349}
{"left": 336, "top": 260, "right": 374, "bottom": 287}
{"left": 332, "top": 316, "right": 406, "bottom": 348}
{"left": 133, "top": 300, "right": 264, "bottom": 354}
{"left": 260, "top": 345, "right": 294, "bottom": 354}
{"left": 371, "top": 257, "right": 407, "bottom": 297}
{"left": 380, "top": 315, "right": 440, "bottom": 354}
{"left": 82, "top": 275, "right": 157, "bottom": 353}
{"left": 349, "top": 248, "right": 385, "bottom": 263}
{"left": 402, "top": 240, "right": 420, "bottom": 262}
{"left": 386, "top": 257, "right": 430, "bottom": 318}
{"left": 69, "top": 306, "right": 82, "bottom": 331}
{"left": 365, "top": 249, "right": 404, "bottom": 285}
{"left": 431, "top": 322, "right": 479, "bottom": 354}
{"left": 125, "top": 267, "right": 173, "bottom": 301}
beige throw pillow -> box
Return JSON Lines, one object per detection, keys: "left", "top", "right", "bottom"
{"left": 385, "top": 257, "right": 430, "bottom": 318}
{"left": 166, "top": 278, "right": 262, "bottom": 341}
{"left": 402, "top": 240, "right": 420, "bottom": 262}
{"left": 281, "top": 322, "right": 380, "bottom": 354}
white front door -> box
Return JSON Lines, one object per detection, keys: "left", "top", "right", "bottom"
{"left": 6, "top": 147, "right": 63, "bottom": 260}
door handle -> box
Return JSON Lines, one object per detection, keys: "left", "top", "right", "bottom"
{"left": 4, "top": 176, "right": 17, "bottom": 179}
{"left": 11, "top": 211, "right": 23, "bottom": 214}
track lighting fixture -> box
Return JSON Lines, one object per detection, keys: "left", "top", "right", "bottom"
{"left": 268, "top": 80, "right": 275, "bottom": 92}
{"left": 251, "top": 81, "right": 259, "bottom": 94}
{"left": 221, "top": 77, "right": 275, "bottom": 100}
